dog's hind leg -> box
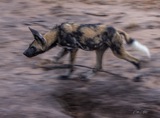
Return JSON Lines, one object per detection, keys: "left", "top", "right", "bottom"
{"left": 79, "top": 46, "right": 108, "bottom": 81}
{"left": 111, "top": 45, "right": 141, "bottom": 69}
{"left": 94, "top": 46, "right": 109, "bottom": 72}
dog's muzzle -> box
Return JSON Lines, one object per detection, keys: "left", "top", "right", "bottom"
{"left": 23, "top": 47, "right": 36, "bottom": 58}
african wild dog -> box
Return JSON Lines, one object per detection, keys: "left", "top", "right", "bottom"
{"left": 23, "top": 23, "right": 150, "bottom": 78}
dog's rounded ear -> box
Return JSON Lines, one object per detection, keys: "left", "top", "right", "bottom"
{"left": 28, "top": 27, "right": 46, "bottom": 45}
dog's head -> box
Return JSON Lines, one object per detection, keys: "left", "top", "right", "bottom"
{"left": 23, "top": 27, "right": 47, "bottom": 58}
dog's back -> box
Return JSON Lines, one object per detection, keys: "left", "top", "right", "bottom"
{"left": 58, "top": 23, "right": 110, "bottom": 50}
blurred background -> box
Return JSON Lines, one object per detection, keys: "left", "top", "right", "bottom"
{"left": 0, "top": 0, "right": 160, "bottom": 118}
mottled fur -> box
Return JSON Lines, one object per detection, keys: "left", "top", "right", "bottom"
{"left": 24, "top": 23, "right": 150, "bottom": 78}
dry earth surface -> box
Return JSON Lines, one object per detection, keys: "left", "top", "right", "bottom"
{"left": 0, "top": 0, "right": 160, "bottom": 118}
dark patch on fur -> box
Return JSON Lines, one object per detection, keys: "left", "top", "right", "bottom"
{"left": 102, "top": 32, "right": 109, "bottom": 42}
{"left": 110, "top": 42, "right": 122, "bottom": 55}
{"left": 59, "top": 31, "right": 77, "bottom": 48}
{"left": 106, "top": 26, "right": 116, "bottom": 39}
{"left": 131, "top": 61, "right": 141, "bottom": 69}
{"left": 74, "top": 31, "right": 83, "bottom": 37}
{"left": 128, "top": 38, "right": 135, "bottom": 45}
{"left": 85, "top": 38, "right": 96, "bottom": 48}
{"left": 77, "top": 23, "right": 101, "bottom": 30}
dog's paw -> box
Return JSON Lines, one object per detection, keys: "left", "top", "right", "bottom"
{"left": 139, "top": 60, "right": 150, "bottom": 69}
{"left": 79, "top": 75, "right": 90, "bottom": 82}
{"left": 52, "top": 56, "right": 64, "bottom": 64}
{"left": 133, "top": 74, "right": 144, "bottom": 82}
{"left": 58, "top": 75, "right": 70, "bottom": 80}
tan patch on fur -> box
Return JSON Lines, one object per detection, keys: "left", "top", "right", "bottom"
{"left": 62, "top": 23, "right": 79, "bottom": 33}
{"left": 79, "top": 27, "right": 97, "bottom": 44}
{"left": 96, "top": 25, "right": 106, "bottom": 34}
{"left": 93, "top": 25, "right": 106, "bottom": 44}
{"left": 117, "top": 29, "right": 130, "bottom": 43}
{"left": 43, "top": 30, "right": 58, "bottom": 47}
{"left": 93, "top": 37, "right": 101, "bottom": 44}
{"left": 112, "top": 32, "right": 121, "bottom": 42}
{"left": 31, "top": 40, "right": 44, "bottom": 51}
{"left": 81, "top": 27, "right": 97, "bottom": 38}
{"left": 80, "top": 25, "right": 106, "bottom": 44}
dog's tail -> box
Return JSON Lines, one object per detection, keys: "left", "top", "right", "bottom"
{"left": 118, "top": 30, "right": 151, "bottom": 58}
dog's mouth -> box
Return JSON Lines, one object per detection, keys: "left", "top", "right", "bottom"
{"left": 23, "top": 48, "right": 45, "bottom": 58}
{"left": 23, "top": 47, "right": 37, "bottom": 58}
{"left": 23, "top": 51, "right": 37, "bottom": 58}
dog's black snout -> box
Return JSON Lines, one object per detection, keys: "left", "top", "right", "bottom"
{"left": 23, "top": 50, "right": 31, "bottom": 57}
{"left": 23, "top": 48, "right": 36, "bottom": 58}
{"left": 23, "top": 51, "right": 27, "bottom": 56}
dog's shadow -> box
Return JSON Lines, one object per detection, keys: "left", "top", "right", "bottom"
{"left": 33, "top": 59, "right": 154, "bottom": 82}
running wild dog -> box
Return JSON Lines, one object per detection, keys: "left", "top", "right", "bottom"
{"left": 23, "top": 23, "right": 151, "bottom": 78}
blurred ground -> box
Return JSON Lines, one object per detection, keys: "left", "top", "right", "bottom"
{"left": 0, "top": 0, "right": 160, "bottom": 118}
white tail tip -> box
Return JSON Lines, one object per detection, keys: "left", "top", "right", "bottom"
{"left": 131, "top": 41, "right": 151, "bottom": 58}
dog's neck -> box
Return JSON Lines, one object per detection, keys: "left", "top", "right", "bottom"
{"left": 43, "top": 29, "right": 59, "bottom": 50}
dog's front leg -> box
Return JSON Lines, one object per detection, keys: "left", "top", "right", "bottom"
{"left": 59, "top": 48, "right": 78, "bottom": 79}
{"left": 53, "top": 48, "right": 69, "bottom": 63}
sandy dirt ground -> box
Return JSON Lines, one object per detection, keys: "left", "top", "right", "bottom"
{"left": 0, "top": 0, "right": 160, "bottom": 118}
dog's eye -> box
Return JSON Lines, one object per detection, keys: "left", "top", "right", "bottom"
{"left": 30, "top": 46, "right": 36, "bottom": 51}
{"left": 31, "top": 46, "right": 36, "bottom": 49}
